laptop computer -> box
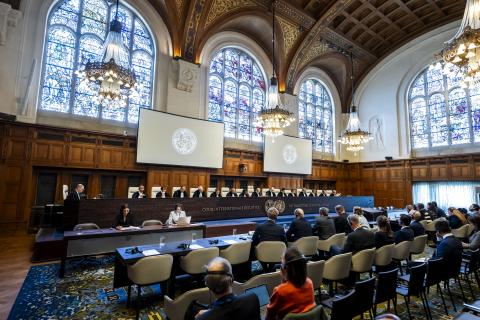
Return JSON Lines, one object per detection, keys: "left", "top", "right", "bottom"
{"left": 177, "top": 216, "right": 191, "bottom": 225}
{"left": 245, "top": 284, "right": 269, "bottom": 319}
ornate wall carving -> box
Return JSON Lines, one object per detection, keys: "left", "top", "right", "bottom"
{"left": 175, "top": 0, "right": 184, "bottom": 19}
{"left": 176, "top": 59, "right": 199, "bottom": 92}
{"left": 277, "top": 16, "right": 302, "bottom": 58}
{"left": 0, "top": 2, "right": 21, "bottom": 46}
{"left": 205, "top": 0, "right": 256, "bottom": 28}
{"left": 184, "top": 0, "right": 206, "bottom": 61}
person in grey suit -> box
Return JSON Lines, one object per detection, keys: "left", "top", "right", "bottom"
{"left": 312, "top": 207, "right": 335, "bottom": 240}
{"left": 463, "top": 214, "right": 480, "bottom": 251}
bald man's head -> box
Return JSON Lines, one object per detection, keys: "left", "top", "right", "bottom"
{"left": 204, "top": 257, "right": 233, "bottom": 297}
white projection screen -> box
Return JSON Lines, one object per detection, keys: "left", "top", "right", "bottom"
{"left": 263, "top": 135, "right": 312, "bottom": 175}
{"left": 136, "top": 109, "right": 224, "bottom": 168}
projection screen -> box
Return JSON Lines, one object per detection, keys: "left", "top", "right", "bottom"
{"left": 263, "top": 135, "right": 312, "bottom": 175}
{"left": 136, "top": 109, "right": 224, "bottom": 168}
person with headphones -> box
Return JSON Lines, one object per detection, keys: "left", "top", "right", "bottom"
{"left": 195, "top": 257, "right": 261, "bottom": 320}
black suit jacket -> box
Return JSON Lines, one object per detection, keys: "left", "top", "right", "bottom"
{"left": 113, "top": 213, "right": 136, "bottom": 227}
{"left": 66, "top": 191, "right": 84, "bottom": 200}
{"left": 239, "top": 192, "right": 249, "bottom": 197}
{"left": 309, "top": 193, "right": 315, "bottom": 197}
{"left": 312, "top": 216, "right": 336, "bottom": 240}
{"left": 192, "top": 190, "right": 207, "bottom": 198}
{"left": 196, "top": 293, "right": 261, "bottom": 320}
{"left": 434, "top": 235, "right": 463, "bottom": 278}
{"left": 252, "top": 220, "right": 287, "bottom": 246}
{"left": 277, "top": 192, "right": 287, "bottom": 197}
{"left": 374, "top": 231, "right": 395, "bottom": 249}
{"left": 298, "top": 192, "right": 307, "bottom": 197}
{"left": 334, "top": 215, "right": 352, "bottom": 234}
{"left": 394, "top": 227, "right": 415, "bottom": 244}
{"left": 132, "top": 191, "right": 147, "bottom": 199}
{"left": 266, "top": 191, "right": 276, "bottom": 197}
{"left": 288, "top": 193, "right": 296, "bottom": 197}
{"left": 155, "top": 191, "right": 170, "bottom": 198}
{"left": 210, "top": 192, "right": 222, "bottom": 197}
{"left": 251, "top": 192, "right": 260, "bottom": 197}
{"left": 343, "top": 227, "right": 375, "bottom": 254}
{"left": 226, "top": 192, "right": 238, "bottom": 197}
{"left": 173, "top": 190, "right": 188, "bottom": 198}
{"left": 286, "top": 217, "right": 312, "bottom": 242}
{"left": 410, "top": 221, "right": 425, "bottom": 237}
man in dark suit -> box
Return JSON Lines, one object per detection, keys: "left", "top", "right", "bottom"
{"left": 410, "top": 211, "right": 425, "bottom": 237}
{"left": 433, "top": 220, "right": 463, "bottom": 280}
{"left": 250, "top": 188, "right": 261, "bottom": 197}
{"left": 226, "top": 187, "right": 238, "bottom": 197}
{"left": 194, "top": 257, "right": 260, "bottom": 320}
{"left": 265, "top": 187, "right": 276, "bottom": 197}
{"left": 155, "top": 186, "right": 170, "bottom": 198}
{"left": 238, "top": 189, "right": 249, "bottom": 197}
{"left": 277, "top": 188, "right": 287, "bottom": 197}
{"left": 192, "top": 185, "right": 207, "bottom": 198}
{"left": 173, "top": 186, "right": 188, "bottom": 198}
{"left": 395, "top": 214, "right": 415, "bottom": 244}
{"left": 286, "top": 208, "right": 312, "bottom": 242}
{"left": 313, "top": 207, "right": 336, "bottom": 240}
{"left": 309, "top": 190, "right": 315, "bottom": 197}
{"left": 66, "top": 184, "right": 85, "bottom": 200}
{"left": 333, "top": 205, "right": 352, "bottom": 234}
{"left": 132, "top": 185, "right": 147, "bottom": 199}
{"left": 252, "top": 207, "right": 287, "bottom": 246}
{"left": 288, "top": 189, "right": 297, "bottom": 197}
{"left": 210, "top": 188, "right": 222, "bottom": 197}
{"left": 339, "top": 215, "right": 375, "bottom": 254}
{"left": 298, "top": 188, "right": 308, "bottom": 197}
{"left": 329, "top": 190, "right": 337, "bottom": 197}
{"left": 416, "top": 202, "right": 428, "bottom": 220}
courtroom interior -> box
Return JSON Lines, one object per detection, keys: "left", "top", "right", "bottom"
{"left": 1, "top": 0, "right": 480, "bottom": 319}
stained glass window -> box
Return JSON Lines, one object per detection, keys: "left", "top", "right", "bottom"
{"left": 408, "top": 64, "right": 480, "bottom": 149}
{"left": 207, "top": 48, "right": 266, "bottom": 142}
{"left": 40, "top": 0, "right": 155, "bottom": 125}
{"left": 298, "top": 79, "right": 334, "bottom": 154}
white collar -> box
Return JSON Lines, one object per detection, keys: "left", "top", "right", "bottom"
{"left": 442, "top": 233, "right": 453, "bottom": 239}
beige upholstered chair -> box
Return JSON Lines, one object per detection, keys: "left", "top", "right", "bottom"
{"left": 151, "top": 186, "right": 162, "bottom": 198}
{"left": 307, "top": 260, "right": 325, "bottom": 292}
{"left": 374, "top": 244, "right": 394, "bottom": 269}
{"left": 284, "top": 305, "right": 328, "bottom": 320}
{"left": 419, "top": 220, "right": 429, "bottom": 228}
{"left": 255, "top": 241, "right": 286, "bottom": 264}
{"left": 351, "top": 248, "right": 376, "bottom": 275}
{"left": 127, "top": 255, "right": 174, "bottom": 316}
{"left": 180, "top": 247, "right": 219, "bottom": 275}
{"left": 392, "top": 241, "right": 412, "bottom": 274}
{"left": 292, "top": 236, "right": 319, "bottom": 257}
{"left": 141, "top": 220, "right": 163, "bottom": 227}
{"left": 410, "top": 235, "right": 428, "bottom": 255}
{"left": 323, "top": 252, "right": 352, "bottom": 294}
{"left": 232, "top": 271, "right": 282, "bottom": 296}
{"left": 164, "top": 288, "right": 212, "bottom": 320}
{"left": 73, "top": 223, "right": 100, "bottom": 231}
{"left": 467, "top": 223, "right": 475, "bottom": 236}
{"left": 128, "top": 186, "right": 138, "bottom": 198}
{"left": 425, "top": 218, "right": 447, "bottom": 232}
{"left": 452, "top": 224, "right": 470, "bottom": 239}
{"left": 317, "top": 233, "right": 346, "bottom": 252}
{"left": 220, "top": 241, "right": 252, "bottom": 265}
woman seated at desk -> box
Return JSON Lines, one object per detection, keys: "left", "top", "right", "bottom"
{"left": 114, "top": 204, "right": 136, "bottom": 229}
{"left": 166, "top": 203, "right": 186, "bottom": 225}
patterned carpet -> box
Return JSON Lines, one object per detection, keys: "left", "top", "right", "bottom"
{"left": 7, "top": 255, "right": 476, "bottom": 320}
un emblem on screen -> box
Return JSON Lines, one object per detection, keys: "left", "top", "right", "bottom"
{"left": 282, "top": 144, "right": 297, "bottom": 165}
{"left": 264, "top": 200, "right": 286, "bottom": 213}
{"left": 172, "top": 128, "right": 197, "bottom": 155}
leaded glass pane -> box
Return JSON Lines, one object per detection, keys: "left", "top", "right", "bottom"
{"left": 470, "top": 86, "right": 480, "bottom": 142}
{"left": 109, "top": 5, "right": 132, "bottom": 47}
{"left": 59, "top": 0, "right": 80, "bottom": 13}
{"left": 78, "top": 35, "right": 103, "bottom": 67}
{"left": 133, "top": 20, "right": 153, "bottom": 54}
{"left": 409, "top": 74, "right": 425, "bottom": 98}
{"left": 50, "top": 9, "right": 78, "bottom": 30}
{"left": 449, "top": 88, "right": 469, "bottom": 145}
{"left": 426, "top": 68, "right": 444, "bottom": 94}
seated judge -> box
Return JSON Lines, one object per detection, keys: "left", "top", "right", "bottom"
{"left": 298, "top": 188, "right": 308, "bottom": 197}
{"left": 318, "top": 190, "right": 327, "bottom": 197}
{"left": 266, "top": 187, "right": 276, "bottom": 197}
{"left": 394, "top": 214, "right": 414, "bottom": 244}
{"left": 309, "top": 190, "right": 316, "bottom": 197}
{"left": 239, "top": 189, "right": 249, "bottom": 197}
{"left": 210, "top": 188, "right": 222, "bottom": 197}
{"left": 288, "top": 189, "right": 297, "bottom": 197}
{"left": 132, "top": 185, "right": 147, "bottom": 199}
{"left": 166, "top": 203, "right": 186, "bottom": 225}
{"left": 277, "top": 188, "right": 287, "bottom": 197}
{"left": 193, "top": 185, "right": 207, "bottom": 198}
{"left": 329, "top": 190, "right": 337, "bottom": 197}
{"left": 155, "top": 186, "right": 170, "bottom": 198}
{"left": 226, "top": 187, "right": 238, "bottom": 197}
{"left": 312, "top": 207, "right": 335, "bottom": 240}
{"left": 173, "top": 185, "right": 189, "bottom": 198}
{"left": 66, "top": 184, "right": 86, "bottom": 200}
{"left": 332, "top": 215, "right": 375, "bottom": 254}
{"left": 410, "top": 211, "right": 425, "bottom": 237}
{"left": 286, "top": 208, "right": 312, "bottom": 242}
{"left": 114, "top": 204, "right": 136, "bottom": 229}
{"left": 251, "top": 188, "right": 261, "bottom": 197}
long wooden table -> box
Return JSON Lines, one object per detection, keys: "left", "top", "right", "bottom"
{"left": 60, "top": 224, "right": 205, "bottom": 277}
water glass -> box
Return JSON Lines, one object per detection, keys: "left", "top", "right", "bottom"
{"left": 159, "top": 236, "right": 165, "bottom": 248}
{"left": 192, "top": 232, "right": 197, "bottom": 243}
{"left": 232, "top": 229, "right": 237, "bottom": 237}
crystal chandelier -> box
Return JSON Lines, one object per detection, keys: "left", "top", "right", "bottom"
{"left": 340, "top": 52, "right": 373, "bottom": 152}
{"left": 75, "top": 0, "right": 137, "bottom": 104}
{"left": 255, "top": 1, "right": 295, "bottom": 141}
{"left": 440, "top": 0, "right": 480, "bottom": 88}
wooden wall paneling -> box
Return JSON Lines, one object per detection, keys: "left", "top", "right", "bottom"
{"left": 67, "top": 144, "right": 96, "bottom": 167}
{"left": 114, "top": 175, "right": 129, "bottom": 198}
{"left": 98, "top": 147, "right": 124, "bottom": 169}
{"left": 31, "top": 141, "right": 65, "bottom": 164}
{"left": 450, "top": 157, "right": 473, "bottom": 180}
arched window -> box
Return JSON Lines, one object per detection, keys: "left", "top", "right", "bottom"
{"left": 39, "top": 0, "right": 155, "bottom": 124}
{"left": 408, "top": 65, "right": 480, "bottom": 149}
{"left": 207, "top": 47, "right": 266, "bottom": 142}
{"left": 298, "top": 79, "right": 334, "bottom": 154}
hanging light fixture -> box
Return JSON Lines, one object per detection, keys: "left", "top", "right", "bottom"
{"left": 339, "top": 52, "right": 373, "bottom": 153}
{"left": 440, "top": 0, "right": 480, "bottom": 88}
{"left": 75, "top": 0, "right": 137, "bottom": 104}
{"left": 255, "top": 0, "right": 295, "bottom": 141}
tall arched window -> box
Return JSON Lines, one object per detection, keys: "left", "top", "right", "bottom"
{"left": 408, "top": 65, "right": 480, "bottom": 149}
{"left": 207, "top": 47, "right": 266, "bottom": 142}
{"left": 298, "top": 79, "right": 334, "bottom": 154}
{"left": 39, "top": 0, "right": 155, "bottom": 124}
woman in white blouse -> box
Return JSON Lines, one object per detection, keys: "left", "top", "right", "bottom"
{"left": 166, "top": 203, "right": 186, "bottom": 225}
{"left": 353, "top": 206, "right": 370, "bottom": 229}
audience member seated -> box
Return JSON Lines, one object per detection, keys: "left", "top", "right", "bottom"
{"left": 353, "top": 206, "right": 370, "bottom": 229}
{"left": 289, "top": 189, "right": 297, "bottom": 197}
{"left": 155, "top": 186, "right": 170, "bottom": 198}
{"left": 447, "top": 207, "right": 467, "bottom": 229}
{"left": 114, "top": 204, "right": 136, "bottom": 229}
{"left": 286, "top": 208, "right": 312, "bottom": 242}
{"left": 374, "top": 215, "right": 395, "bottom": 249}
{"left": 251, "top": 188, "right": 261, "bottom": 197}
{"left": 194, "top": 257, "right": 261, "bottom": 320}
{"left": 265, "top": 247, "right": 316, "bottom": 320}
{"left": 173, "top": 186, "right": 189, "bottom": 198}
{"left": 462, "top": 214, "right": 480, "bottom": 251}
{"left": 428, "top": 201, "right": 446, "bottom": 219}
{"left": 252, "top": 207, "right": 287, "bottom": 246}
{"left": 410, "top": 211, "right": 425, "bottom": 237}
{"left": 433, "top": 220, "right": 463, "bottom": 279}
{"left": 312, "top": 207, "right": 336, "bottom": 240}
{"left": 226, "top": 187, "right": 238, "bottom": 197}
{"left": 277, "top": 188, "right": 287, "bottom": 197}
{"left": 166, "top": 203, "right": 186, "bottom": 225}
{"left": 415, "top": 203, "right": 428, "bottom": 220}
{"left": 405, "top": 204, "right": 414, "bottom": 214}
{"left": 132, "top": 185, "right": 147, "bottom": 198}
{"left": 334, "top": 205, "right": 352, "bottom": 234}
{"left": 332, "top": 215, "right": 374, "bottom": 255}
{"left": 298, "top": 188, "right": 308, "bottom": 197}
{"left": 469, "top": 204, "right": 480, "bottom": 216}
{"left": 210, "top": 188, "right": 222, "bottom": 197}
{"left": 266, "top": 187, "right": 276, "bottom": 197}
{"left": 66, "top": 183, "right": 86, "bottom": 200}
{"left": 192, "top": 185, "right": 207, "bottom": 198}
{"left": 394, "top": 214, "right": 414, "bottom": 244}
